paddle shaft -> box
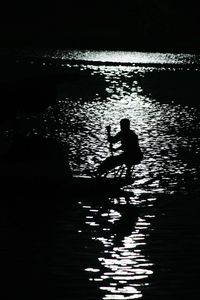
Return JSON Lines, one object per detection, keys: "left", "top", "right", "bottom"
{"left": 106, "top": 125, "right": 113, "bottom": 155}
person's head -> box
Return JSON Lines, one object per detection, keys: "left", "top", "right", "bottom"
{"left": 120, "top": 118, "right": 130, "bottom": 131}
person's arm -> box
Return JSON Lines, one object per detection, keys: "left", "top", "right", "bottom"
{"left": 106, "top": 127, "right": 122, "bottom": 154}
{"left": 106, "top": 126, "right": 120, "bottom": 143}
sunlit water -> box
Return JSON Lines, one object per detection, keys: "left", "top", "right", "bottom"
{"left": 3, "top": 50, "right": 200, "bottom": 299}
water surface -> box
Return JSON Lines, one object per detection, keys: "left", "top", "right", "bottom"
{"left": 2, "top": 49, "right": 200, "bottom": 299}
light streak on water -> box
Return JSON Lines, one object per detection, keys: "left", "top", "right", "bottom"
{"left": 44, "top": 49, "right": 200, "bottom": 65}
{"left": 83, "top": 204, "right": 154, "bottom": 299}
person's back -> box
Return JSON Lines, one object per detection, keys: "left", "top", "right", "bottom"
{"left": 117, "top": 129, "right": 139, "bottom": 154}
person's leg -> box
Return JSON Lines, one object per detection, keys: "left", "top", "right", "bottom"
{"left": 97, "top": 155, "right": 125, "bottom": 176}
{"left": 125, "top": 153, "right": 143, "bottom": 178}
{"left": 126, "top": 163, "right": 134, "bottom": 178}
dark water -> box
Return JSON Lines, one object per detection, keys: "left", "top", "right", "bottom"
{"left": 1, "top": 49, "right": 200, "bottom": 299}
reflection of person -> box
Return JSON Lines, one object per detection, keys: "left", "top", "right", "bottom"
{"left": 97, "top": 118, "right": 143, "bottom": 177}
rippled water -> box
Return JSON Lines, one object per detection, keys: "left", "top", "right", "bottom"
{"left": 3, "top": 50, "right": 200, "bottom": 299}
{"left": 44, "top": 51, "right": 200, "bottom": 299}
{"left": 56, "top": 62, "right": 200, "bottom": 193}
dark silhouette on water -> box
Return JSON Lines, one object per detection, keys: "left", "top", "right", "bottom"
{"left": 111, "top": 200, "right": 138, "bottom": 245}
{"left": 97, "top": 118, "right": 143, "bottom": 177}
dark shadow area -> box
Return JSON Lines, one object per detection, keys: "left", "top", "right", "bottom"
{"left": 0, "top": 55, "right": 108, "bottom": 121}
{"left": 137, "top": 69, "right": 200, "bottom": 106}
{"left": 141, "top": 192, "right": 200, "bottom": 299}
{"left": 0, "top": 182, "right": 104, "bottom": 299}
{"left": 111, "top": 201, "right": 138, "bottom": 245}
{"left": 85, "top": 195, "right": 139, "bottom": 245}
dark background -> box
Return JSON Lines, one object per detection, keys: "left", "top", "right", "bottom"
{"left": 0, "top": 1, "right": 199, "bottom": 52}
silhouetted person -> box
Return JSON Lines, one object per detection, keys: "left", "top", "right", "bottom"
{"left": 97, "top": 118, "right": 143, "bottom": 177}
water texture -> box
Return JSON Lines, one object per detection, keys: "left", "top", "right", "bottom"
{"left": 1, "top": 49, "right": 200, "bottom": 299}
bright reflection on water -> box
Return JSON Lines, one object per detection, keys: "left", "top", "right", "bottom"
{"left": 41, "top": 53, "right": 200, "bottom": 299}
{"left": 81, "top": 201, "right": 154, "bottom": 299}
{"left": 57, "top": 64, "right": 200, "bottom": 196}
{"left": 45, "top": 49, "right": 200, "bottom": 65}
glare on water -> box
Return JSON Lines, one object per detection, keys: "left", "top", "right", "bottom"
{"left": 45, "top": 49, "right": 200, "bottom": 65}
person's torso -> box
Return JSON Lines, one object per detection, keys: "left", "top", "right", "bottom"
{"left": 119, "top": 130, "right": 140, "bottom": 153}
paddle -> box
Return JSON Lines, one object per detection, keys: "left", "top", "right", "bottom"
{"left": 106, "top": 125, "right": 129, "bottom": 178}
{"left": 106, "top": 125, "right": 120, "bottom": 177}
{"left": 106, "top": 125, "right": 113, "bottom": 155}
